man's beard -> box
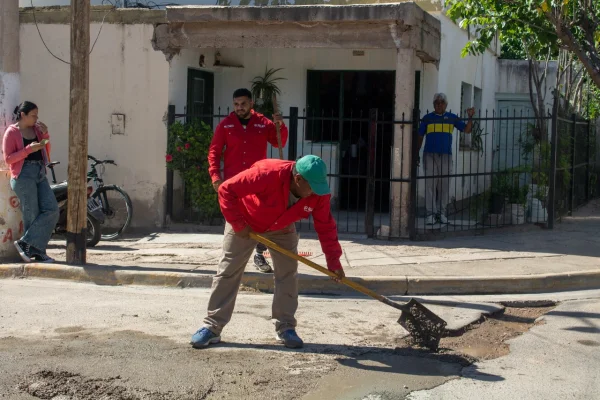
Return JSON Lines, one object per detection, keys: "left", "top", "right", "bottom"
{"left": 236, "top": 110, "right": 251, "bottom": 119}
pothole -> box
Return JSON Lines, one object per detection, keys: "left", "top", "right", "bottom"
{"left": 18, "top": 370, "right": 206, "bottom": 400}
{"left": 395, "top": 305, "right": 556, "bottom": 362}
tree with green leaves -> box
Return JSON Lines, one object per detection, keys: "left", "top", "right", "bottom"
{"left": 445, "top": 0, "right": 600, "bottom": 90}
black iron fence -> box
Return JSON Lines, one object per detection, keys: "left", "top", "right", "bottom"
{"left": 552, "top": 113, "right": 599, "bottom": 221}
{"left": 413, "top": 110, "right": 554, "bottom": 239}
{"left": 166, "top": 104, "right": 599, "bottom": 239}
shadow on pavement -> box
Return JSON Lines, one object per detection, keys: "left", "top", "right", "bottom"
{"left": 211, "top": 341, "right": 504, "bottom": 381}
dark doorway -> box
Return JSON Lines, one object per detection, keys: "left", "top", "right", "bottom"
{"left": 306, "top": 70, "right": 395, "bottom": 212}
{"left": 187, "top": 69, "right": 214, "bottom": 127}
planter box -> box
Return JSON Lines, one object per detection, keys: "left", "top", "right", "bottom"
{"left": 504, "top": 203, "right": 526, "bottom": 225}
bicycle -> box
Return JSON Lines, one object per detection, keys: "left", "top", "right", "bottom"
{"left": 87, "top": 155, "right": 133, "bottom": 240}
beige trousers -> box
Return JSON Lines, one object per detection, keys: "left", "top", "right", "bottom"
{"left": 203, "top": 223, "right": 299, "bottom": 335}
{"left": 424, "top": 152, "right": 453, "bottom": 216}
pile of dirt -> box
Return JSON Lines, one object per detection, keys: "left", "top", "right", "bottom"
{"left": 18, "top": 370, "right": 204, "bottom": 400}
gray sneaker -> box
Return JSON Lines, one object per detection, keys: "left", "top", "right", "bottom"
{"left": 254, "top": 253, "right": 273, "bottom": 273}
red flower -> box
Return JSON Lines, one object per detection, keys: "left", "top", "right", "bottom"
{"left": 177, "top": 146, "right": 183, "bottom": 152}
{"left": 165, "top": 154, "right": 173, "bottom": 162}
{"left": 185, "top": 143, "right": 191, "bottom": 150}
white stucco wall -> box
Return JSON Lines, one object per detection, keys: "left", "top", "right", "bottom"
{"left": 20, "top": 22, "right": 170, "bottom": 229}
{"left": 496, "top": 59, "right": 557, "bottom": 105}
{"left": 170, "top": 47, "right": 397, "bottom": 119}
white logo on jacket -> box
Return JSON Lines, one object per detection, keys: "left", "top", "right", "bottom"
{"left": 304, "top": 206, "right": 313, "bottom": 212}
{"left": 254, "top": 124, "right": 266, "bottom": 128}
{"left": 224, "top": 124, "right": 235, "bottom": 128}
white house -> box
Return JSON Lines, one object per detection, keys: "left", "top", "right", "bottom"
{"left": 12, "top": 2, "right": 541, "bottom": 238}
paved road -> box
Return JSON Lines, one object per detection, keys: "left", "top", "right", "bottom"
{"left": 1, "top": 280, "right": 599, "bottom": 399}
{"left": 0, "top": 279, "right": 494, "bottom": 399}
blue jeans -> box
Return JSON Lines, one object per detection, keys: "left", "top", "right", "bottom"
{"left": 10, "top": 161, "right": 59, "bottom": 252}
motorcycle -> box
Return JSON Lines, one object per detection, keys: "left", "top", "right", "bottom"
{"left": 47, "top": 161, "right": 103, "bottom": 247}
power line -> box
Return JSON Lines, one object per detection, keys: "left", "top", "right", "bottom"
{"left": 31, "top": 0, "right": 113, "bottom": 65}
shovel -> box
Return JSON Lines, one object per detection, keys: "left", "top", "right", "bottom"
{"left": 250, "top": 233, "right": 448, "bottom": 351}
{"left": 271, "top": 94, "right": 284, "bottom": 160}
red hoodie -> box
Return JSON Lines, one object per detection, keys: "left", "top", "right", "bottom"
{"left": 218, "top": 159, "right": 342, "bottom": 271}
{"left": 208, "top": 110, "right": 288, "bottom": 183}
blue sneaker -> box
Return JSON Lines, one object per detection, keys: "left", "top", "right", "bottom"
{"left": 190, "top": 327, "right": 221, "bottom": 348}
{"left": 276, "top": 329, "right": 304, "bottom": 349}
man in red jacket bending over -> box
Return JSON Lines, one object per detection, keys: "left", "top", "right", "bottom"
{"left": 191, "top": 155, "right": 345, "bottom": 349}
{"left": 208, "top": 88, "right": 288, "bottom": 274}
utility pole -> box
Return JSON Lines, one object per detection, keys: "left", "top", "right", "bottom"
{"left": 0, "top": 0, "right": 22, "bottom": 262}
{"left": 66, "top": 0, "right": 90, "bottom": 264}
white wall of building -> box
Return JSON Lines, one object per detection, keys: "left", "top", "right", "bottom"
{"left": 496, "top": 59, "right": 557, "bottom": 105}
{"left": 20, "top": 22, "right": 170, "bottom": 228}
{"left": 170, "top": 47, "right": 397, "bottom": 117}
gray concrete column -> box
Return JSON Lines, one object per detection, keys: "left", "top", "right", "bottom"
{"left": 390, "top": 47, "right": 416, "bottom": 238}
{"left": 0, "top": 0, "right": 20, "bottom": 138}
{"left": 0, "top": 0, "right": 22, "bottom": 261}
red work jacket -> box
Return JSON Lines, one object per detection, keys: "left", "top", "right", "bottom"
{"left": 218, "top": 159, "right": 342, "bottom": 271}
{"left": 208, "top": 110, "right": 288, "bottom": 183}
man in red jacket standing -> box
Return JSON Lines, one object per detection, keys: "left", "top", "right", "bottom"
{"left": 208, "top": 88, "right": 288, "bottom": 274}
{"left": 191, "top": 155, "right": 345, "bottom": 349}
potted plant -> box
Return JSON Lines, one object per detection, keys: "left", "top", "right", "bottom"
{"left": 250, "top": 67, "right": 286, "bottom": 116}
{"left": 491, "top": 171, "right": 529, "bottom": 224}
{"left": 503, "top": 173, "right": 529, "bottom": 225}
{"left": 469, "top": 121, "right": 488, "bottom": 155}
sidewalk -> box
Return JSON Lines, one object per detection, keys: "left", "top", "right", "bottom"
{"left": 2, "top": 200, "right": 599, "bottom": 295}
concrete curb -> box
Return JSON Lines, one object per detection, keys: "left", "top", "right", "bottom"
{"left": 1, "top": 264, "right": 600, "bottom": 295}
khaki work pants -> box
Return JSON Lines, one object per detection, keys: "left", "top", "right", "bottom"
{"left": 203, "top": 223, "right": 299, "bottom": 335}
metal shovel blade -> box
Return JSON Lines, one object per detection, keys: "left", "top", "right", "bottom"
{"left": 398, "top": 298, "right": 447, "bottom": 351}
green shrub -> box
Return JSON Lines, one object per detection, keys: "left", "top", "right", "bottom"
{"left": 166, "top": 120, "right": 221, "bottom": 223}
{"left": 492, "top": 171, "right": 529, "bottom": 206}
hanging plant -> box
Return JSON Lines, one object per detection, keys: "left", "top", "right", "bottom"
{"left": 251, "top": 67, "right": 286, "bottom": 116}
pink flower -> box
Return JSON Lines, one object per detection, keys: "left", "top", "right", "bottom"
{"left": 165, "top": 154, "right": 173, "bottom": 162}
{"left": 185, "top": 143, "right": 191, "bottom": 150}
{"left": 177, "top": 146, "right": 183, "bottom": 152}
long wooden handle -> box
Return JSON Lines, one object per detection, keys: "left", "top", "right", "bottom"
{"left": 272, "top": 94, "right": 284, "bottom": 160}
{"left": 250, "top": 233, "right": 406, "bottom": 311}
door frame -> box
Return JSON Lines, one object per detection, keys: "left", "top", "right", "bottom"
{"left": 186, "top": 68, "right": 215, "bottom": 127}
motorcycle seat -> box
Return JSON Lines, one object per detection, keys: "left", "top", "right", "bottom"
{"left": 50, "top": 181, "right": 68, "bottom": 196}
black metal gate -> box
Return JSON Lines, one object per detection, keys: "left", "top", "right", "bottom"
{"left": 165, "top": 103, "right": 599, "bottom": 239}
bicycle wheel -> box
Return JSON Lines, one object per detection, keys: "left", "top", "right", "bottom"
{"left": 87, "top": 214, "right": 102, "bottom": 247}
{"left": 93, "top": 185, "right": 133, "bottom": 240}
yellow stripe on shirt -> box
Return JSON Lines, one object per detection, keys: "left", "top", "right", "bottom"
{"left": 426, "top": 123, "right": 455, "bottom": 135}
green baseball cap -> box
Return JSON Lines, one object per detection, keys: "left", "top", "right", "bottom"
{"left": 295, "top": 155, "right": 330, "bottom": 196}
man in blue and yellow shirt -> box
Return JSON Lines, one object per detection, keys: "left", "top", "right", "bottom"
{"left": 418, "top": 93, "right": 475, "bottom": 224}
